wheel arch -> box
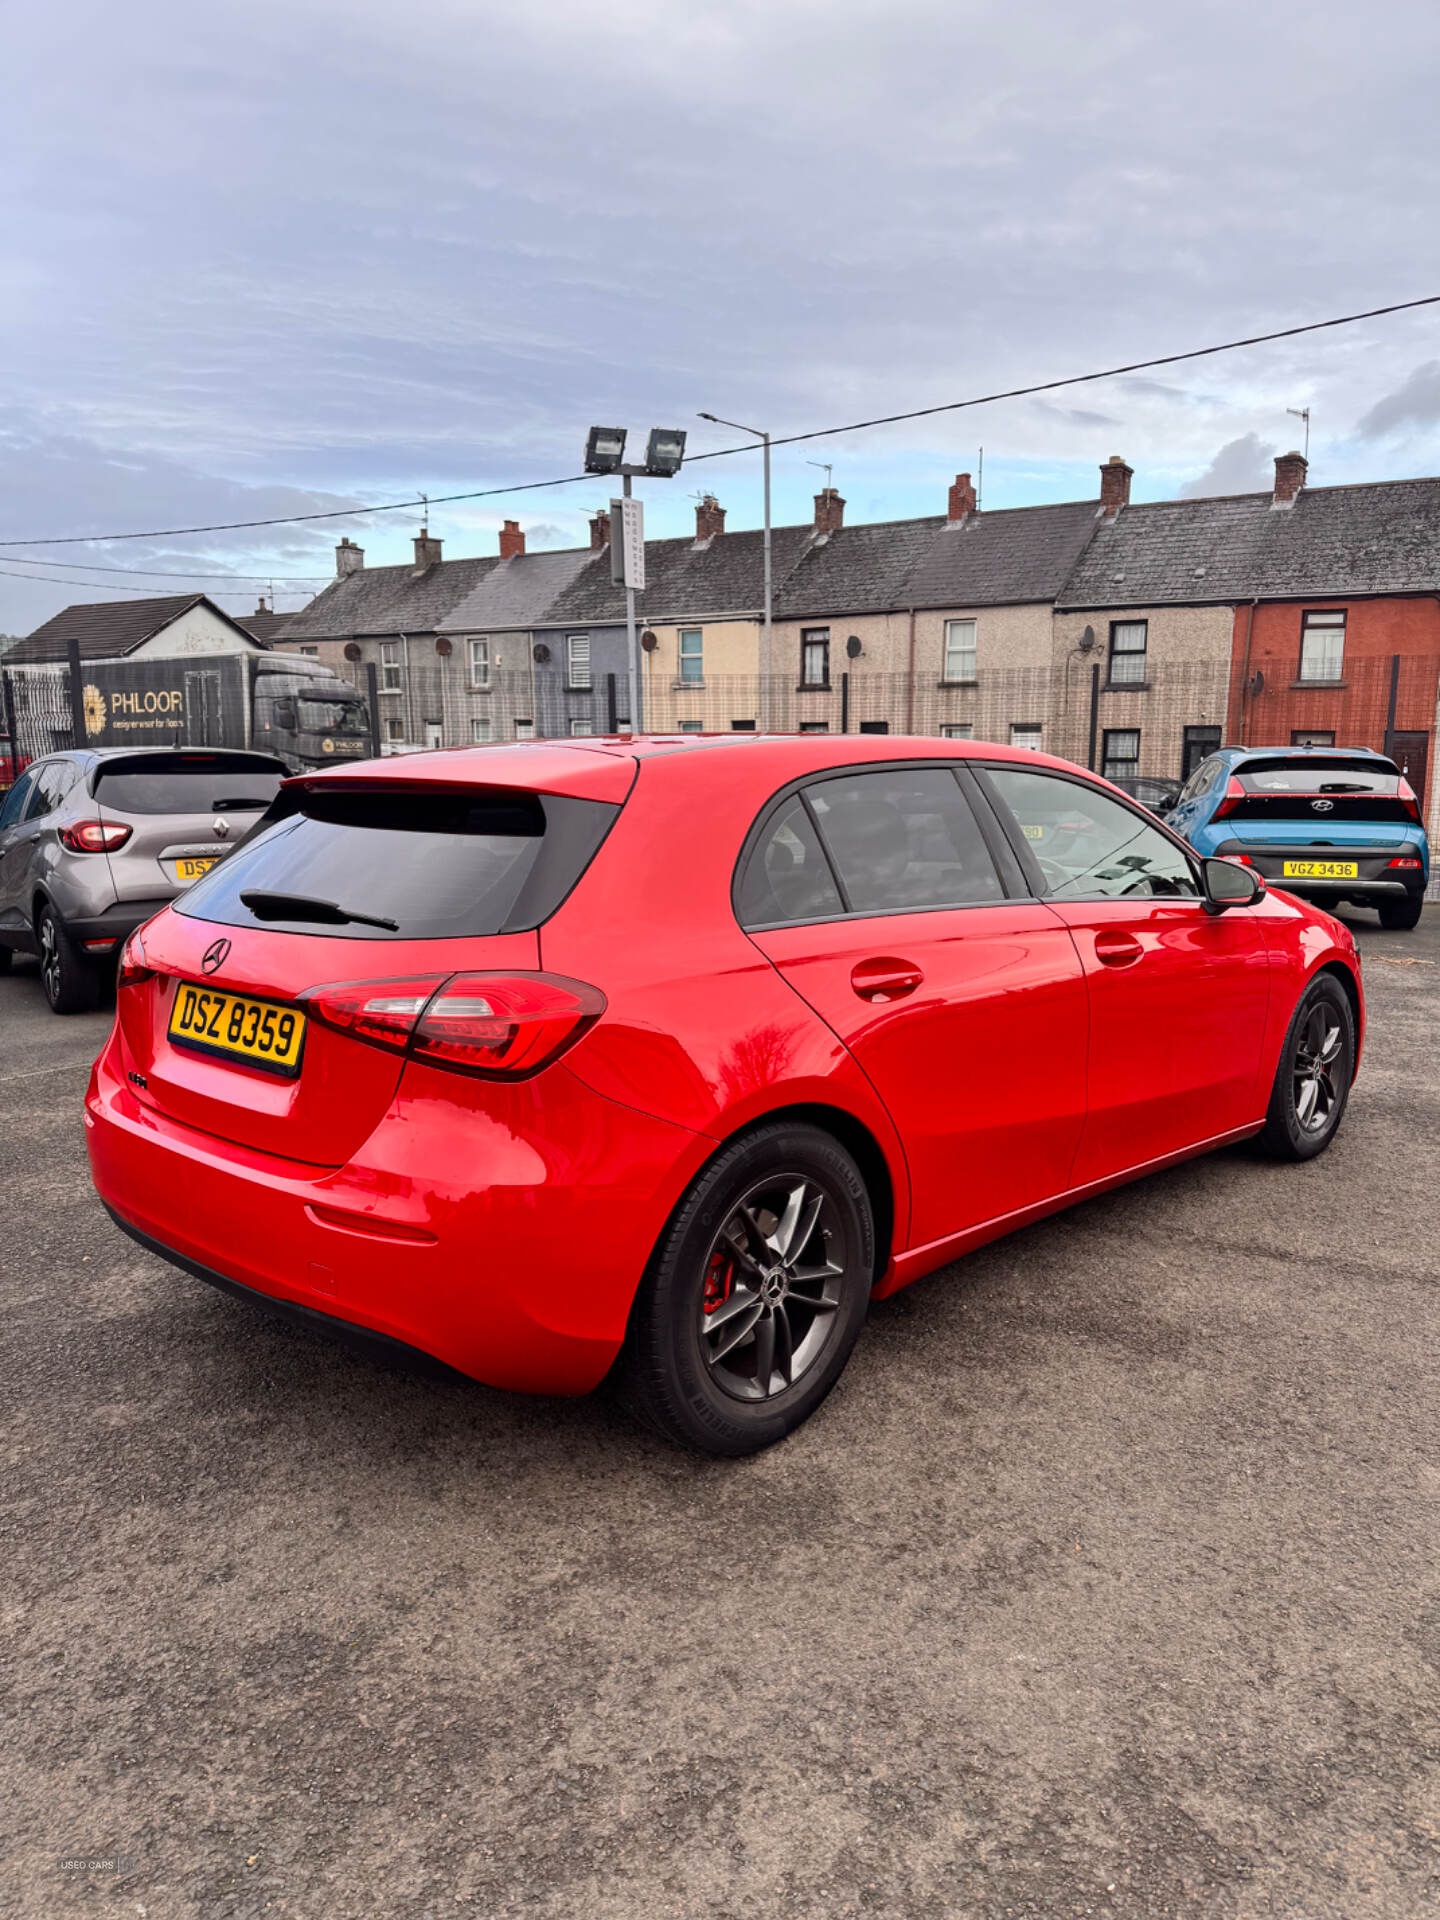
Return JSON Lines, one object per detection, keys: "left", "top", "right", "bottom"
{"left": 1315, "top": 957, "right": 1364, "bottom": 1070}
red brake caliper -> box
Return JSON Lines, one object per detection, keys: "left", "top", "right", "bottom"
{"left": 702, "top": 1248, "right": 735, "bottom": 1315}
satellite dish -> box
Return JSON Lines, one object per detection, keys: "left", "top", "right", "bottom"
{"left": 845, "top": 634, "right": 863, "bottom": 659}
{"left": 1076, "top": 625, "right": 1097, "bottom": 653}
{"left": 533, "top": 642, "right": 551, "bottom": 664}
{"left": 641, "top": 629, "right": 659, "bottom": 653}
{"left": 344, "top": 642, "right": 362, "bottom": 662}
{"left": 435, "top": 636, "right": 452, "bottom": 656}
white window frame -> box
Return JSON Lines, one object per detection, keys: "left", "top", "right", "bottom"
{"left": 1010, "top": 724, "right": 1043, "bottom": 751}
{"left": 678, "top": 627, "right": 704, "bottom": 685}
{"left": 942, "top": 618, "right": 977, "bottom": 684}
{"left": 1299, "top": 610, "right": 1346, "bottom": 684}
{"left": 470, "top": 715, "right": 493, "bottom": 744}
{"left": 1107, "top": 620, "right": 1148, "bottom": 686}
{"left": 297, "top": 645, "right": 319, "bottom": 657}
{"left": 385, "top": 716, "right": 405, "bottom": 743}
{"left": 468, "top": 637, "right": 490, "bottom": 689}
{"left": 380, "top": 641, "right": 403, "bottom": 692}
{"left": 941, "top": 723, "right": 974, "bottom": 740}
{"left": 567, "top": 633, "right": 592, "bottom": 690}
{"left": 569, "top": 718, "right": 594, "bottom": 737}
{"left": 677, "top": 719, "right": 704, "bottom": 733}
{"left": 800, "top": 628, "right": 830, "bottom": 690}
{"left": 514, "top": 718, "right": 535, "bottom": 741}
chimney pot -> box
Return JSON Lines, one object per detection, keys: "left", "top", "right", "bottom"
{"left": 335, "top": 536, "right": 365, "bottom": 577}
{"left": 499, "top": 519, "right": 525, "bottom": 560}
{"left": 589, "top": 510, "right": 610, "bottom": 550}
{"left": 412, "top": 526, "right": 443, "bottom": 569}
{"left": 1272, "top": 450, "right": 1308, "bottom": 507}
{"left": 947, "top": 472, "right": 977, "bottom": 522}
{"left": 695, "top": 494, "right": 726, "bottom": 542}
{"left": 813, "top": 487, "right": 845, "bottom": 534}
{"left": 1099, "top": 455, "right": 1133, "bottom": 516}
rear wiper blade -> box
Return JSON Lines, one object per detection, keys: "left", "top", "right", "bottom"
{"left": 212, "top": 796, "right": 272, "bottom": 809}
{"left": 1317, "top": 783, "right": 1370, "bottom": 793}
{"left": 240, "top": 889, "right": 399, "bottom": 931}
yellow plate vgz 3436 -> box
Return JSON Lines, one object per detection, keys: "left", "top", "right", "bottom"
{"left": 1283, "top": 859, "right": 1357, "bottom": 880}
{"left": 168, "top": 982, "right": 306, "bottom": 1076}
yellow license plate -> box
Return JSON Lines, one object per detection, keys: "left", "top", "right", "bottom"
{"left": 1283, "top": 859, "right": 1357, "bottom": 879}
{"left": 175, "top": 856, "right": 220, "bottom": 881}
{"left": 1022, "top": 823, "right": 1045, "bottom": 841}
{"left": 168, "top": 982, "right": 306, "bottom": 1076}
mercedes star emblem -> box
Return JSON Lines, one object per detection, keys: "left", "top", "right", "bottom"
{"left": 201, "top": 938, "right": 231, "bottom": 975}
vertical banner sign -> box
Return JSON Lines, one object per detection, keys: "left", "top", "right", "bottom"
{"left": 610, "top": 497, "right": 645, "bottom": 591}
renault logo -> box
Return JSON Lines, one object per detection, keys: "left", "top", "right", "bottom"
{"left": 201, "top": 938, "right": 231, "bottom": 975}
{"left": 1311, "top": 798, "right": 1335, "bottom": 813}
{"left": 212, "top": 817, "right": 230, "bottom": 838}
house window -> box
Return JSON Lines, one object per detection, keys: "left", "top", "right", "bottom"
{"left": 567, "top": 634, "right": 591, "bottom": 689}
{"left": 297, "top": 645, "right": 318, "bottom": 657}
{"left": 800, "top": 628, "right": 830, "bottom": 689}
{"left": 1010, "top": 724, "right": 1043, "bottom": 751}
{"left": 678, "top": 628, "right": 703, "bottom": 685}
{"left": 941, "top": 724, "right": 973, "bottom": 741}
{"left": 1107, "top": 620, "right": 1148, "bottom": 685}
{"left": 1291, "top": 728, "right": 1336, "bottom": 747}
{"left": 468, "top": 638, "right": 490, "bottom": 688}
{"left": 942, "top": 619, "right": 977, "bottom": 683}
{"left": 1299, "top": 611, "right": 1346, "bottom": 683}
{"left": 385, "top": 717, "right": 404, "bottom": 743}
{"left": 730, "top": 718, "right": 757, "bottom": 731}
{"left": 1102, "top": 728, "right": 1141, "bottom": 782}
{"left": 514, "top": 718, "right": 535, "bottom": 741}
{"left": 678, "top": 720, "right": 704, "bottom": 733}
{"left": 858, "top": 720, "right": 891, "bottom": 734}
{"left": 1182, "top": 725, "right": 1222, "bottom": 780}
{"left": 381, "top": 641, "right": 402, "bottom": 691}
{"left": 799, "top": 720, "right": 830, "bottom": 733}
{"left": 471, "top": 716, "right": 493, "bottom": 744}
{"left": 570, "top": 718, "right": 594, "bottom": 737}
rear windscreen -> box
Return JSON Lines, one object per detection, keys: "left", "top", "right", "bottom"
{"left": 1228, "top": 757, "right": 1412, "bottom": 823}
{"left": 175, "top": 786, "right": 619, "bottom": 938}
{"left": 95, "top": 756, "right": 286, "bottom": 815}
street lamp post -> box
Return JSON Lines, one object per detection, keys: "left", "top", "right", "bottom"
{"left": 699, "top": 412, "right": 771, "bottom": 731}
{"left": 583, "top": 427, "right": 686, "bottom": 732}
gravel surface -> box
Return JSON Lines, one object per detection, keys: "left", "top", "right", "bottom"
{"left": 2, "top": 912, "right": 1437, "bottom": 1919}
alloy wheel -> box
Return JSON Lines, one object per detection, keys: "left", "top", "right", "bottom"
{"left": 697, "top": 1174, "right": 850, "bottom": 1402}
{"left": 1292, "top": 1003, "right": 1343, "bottom": 1133}
{"left": 39, "top": 914, "right": 61, "bottom": 1006}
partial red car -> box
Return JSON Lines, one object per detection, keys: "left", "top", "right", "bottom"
{"left": 86, "top": 736, "right": 1364, "bottom": 1454}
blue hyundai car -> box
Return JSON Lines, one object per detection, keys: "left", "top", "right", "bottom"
{"left": 1165, "top": 745, "right": 1428, "bottom": 929}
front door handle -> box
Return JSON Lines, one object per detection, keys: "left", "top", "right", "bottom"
{"left": 850, "top": 957, "right": 924, "bottom": 1002}
{"left": 1094, "top": 929, "right": 1144, "bottom": 968}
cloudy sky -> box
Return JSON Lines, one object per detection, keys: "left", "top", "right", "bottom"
{"left": 2, "top": 0, "right": 1438, "bottom": 633}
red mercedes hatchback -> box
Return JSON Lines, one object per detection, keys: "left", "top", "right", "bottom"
{"left": 87, "top": 736, "right": 1363, "bottom": 1454}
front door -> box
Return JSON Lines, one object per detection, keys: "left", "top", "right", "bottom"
{"left": 738, "top": 765, "right": 1088, "bottom": 1254}
{"left": 1386, "top": 730, "right": 1429, "bottom": 810}
{"left": 0, "top": 767, "right": 42, "bottom": 928}
{"left": 978, "top": 762, "right": 1272, "bottom": 1187}
{"left": 425, "top": 722, "right": 443, "bottom": 751}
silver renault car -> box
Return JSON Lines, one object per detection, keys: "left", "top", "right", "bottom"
{"left": 0, "top": 747, "right": 287, "bottom": 1013}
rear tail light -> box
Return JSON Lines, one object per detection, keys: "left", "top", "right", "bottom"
{"left": 1386, "top": 856, "right": 1423, "bottom": 870}
{"left": 297, "top": 972, "right": 605, "bottom": 1079}
{"left": 1212, "top": 777, "right": 1247, "bottom": 819}
{"left": 1224, "top": 852, "right": 1256, "bottom": 865}
{"left": 60, "top": 820, "right": 132, "bottom": 853}
{"left": 1398, "top": 778, "right": 1423, "bottom": 824}
{"left": 117, "top": 926, "right": 154, "bottom": 989}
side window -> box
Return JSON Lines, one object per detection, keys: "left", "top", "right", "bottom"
{"left": 735, "top": 795, "right": 843, "bottom": 928}
{"left": 807, "top": 769, "right": 1004, "bottom": 914}
{"left": 985, "top": 766, "right": 1200, "bottom": 901}
{"left": 0, "top": 770, "right": 38, "bottom": 831}
{"left": 27, "top": 761, "right": 76, "bottom": 820}
{"left": 1179, "top": 756, "right": 1220, "bottom": 804}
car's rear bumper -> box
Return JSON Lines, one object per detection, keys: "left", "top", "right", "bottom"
{"left": 0, "top": 896, "right": 171, "bottom": 956}
{"left": 85, "top": 1029, "right": 708, "bottom": 1395}
{"left": 1213, "top": 837, "right": 1428, "bottom": 900}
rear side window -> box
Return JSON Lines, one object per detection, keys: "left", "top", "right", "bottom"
{"left": 175, "top": 786, "right": 619, "bottom": 939}
{"left": 735, "top": 796, "right": 844, "bottom": 927}
{"left": 808, "top": 769, "right": 1004, "bottom": 915}
{"left": 95, "top": 754, "right": 286, "bottom": 816}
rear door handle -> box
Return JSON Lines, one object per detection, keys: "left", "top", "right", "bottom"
{"left": 850, "top": 957, "right": 924, "bottom": 1001}
{"left": 1094, "top": 930, "right": 1144, "bottom": 968}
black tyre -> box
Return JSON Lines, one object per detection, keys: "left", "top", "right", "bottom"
{"left": 614, "top": 1122, "right": 875, "bottom": 1456}
{"left": 1254, "top": 973, "right": 1355, "bottom": 1162}
{"left": 1378, "top": 896, "right": 1423, "bottom": 931}
{"left": 0, "top": 942, "right": 11, "bottom": 975}
{"left": 36, "top": 902, "right": 100, "bottom": 1015}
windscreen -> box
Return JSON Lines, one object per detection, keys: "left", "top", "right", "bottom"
{"left": 95, "top": 755, "right": 286, "bottom": 815}
{"left": 1228, "top": 757, "right": 1414, "bottom": 823}
{"left": 296, "top": 696, "right": 368, "bottom": 732}
{"left": 175, "top": 784, "right": 619, "bottom": 938}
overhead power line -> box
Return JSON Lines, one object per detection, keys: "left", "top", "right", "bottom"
{"left": 0, "top": 564, "right": 304, "bottom": 599}
{"left": 1, "top": 292, "right": 1435, "bottom": 551}
{"left": 0, "top": 554, "right": 330, "bottom": 583}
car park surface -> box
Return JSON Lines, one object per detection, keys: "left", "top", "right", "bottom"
{"left": 83, "top": 736, "right": 1362, "bottom": 1454}
{"left": 1, "top": 906, "right": 1436, "bottom": 1915}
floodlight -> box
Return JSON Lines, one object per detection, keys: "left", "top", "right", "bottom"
{"left": 644, "top": 428, "right": 687, "bottom": 478}
{"left": 584, "top": 426, "right": 627, "bottom": 474}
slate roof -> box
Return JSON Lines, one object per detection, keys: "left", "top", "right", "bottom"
{"left": 536, "top": 524, "right": 821, "bottom": 628}
{"left": 1057, "top": 478, "right": 1440, "bottom": 608}
{"left": 277, "top": 555, "right": 500, "bottom": 640}
{"left": 773, "top": 517, "right": 944, "bottom": 618}
{"left": 438, "top": 546, "right": 596, "bottom": 632}
{"left": 8, "top": 593, "right": 259, "bottom": 664}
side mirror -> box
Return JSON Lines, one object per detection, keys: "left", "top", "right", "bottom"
{"left": 1202, "top": 855, "right": 1264, "bottom": 913}
{"left": 1159, "top": 791, "right": 1180, "bottom": 813}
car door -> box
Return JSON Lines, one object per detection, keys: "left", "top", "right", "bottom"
{"left": 977, "top": 761, "right": 1271, "bottom": 1187}
{"left": 0, "top": 767, "right": 42, "bottom": 931}
{"left": 738, "top": 763, "right": 1088, "bottom": 1255}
